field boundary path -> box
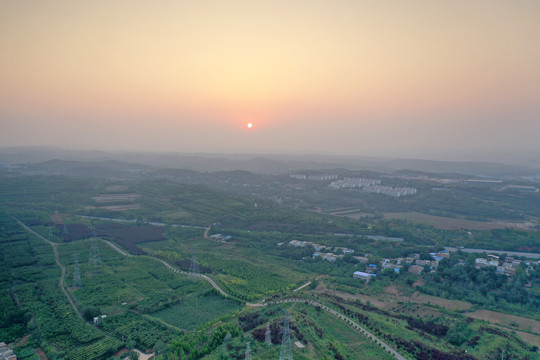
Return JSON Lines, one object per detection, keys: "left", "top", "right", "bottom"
{"left": 15, "top": 217, "right": 406, "bottom": 359}
{"left": 271, "top": 298, "right": 406, "bottom": 360}
{"left": 140, "top": 255, "right": 229, "bottom": 297}
{"left": 102, "top": 233, "right": 406, "bottom": 358}
{"left": 13, "top": 217, "right": 84, "bottom": 320}
{"left": 103, "top": 239, "right": 132, "bottom": 257}
{"left": 293, "top": 281, "right": 312, "bottom": 292}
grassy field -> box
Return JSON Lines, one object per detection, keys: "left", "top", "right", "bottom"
{"left": 204, "top": 302, "right": 396, "bottom": 360}
{"left": 2, "top": 172, "right": 539, "bottom": 359}
{"left": 0, "top": 214, "right": 123, "bottom": 360}
{"left": 152, "top": 293, "right": 241, "bottom": 330}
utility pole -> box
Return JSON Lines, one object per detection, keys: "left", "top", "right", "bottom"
{"left": 190, "top": 245, "right": 200, "bottom": 281}
{"left": 73, "top": 253, "right": 82, "bottom": 288}
{"left": 279, "top": 311, "right": 293, "bottom": 360}
{"left": 245, "top": 341, "right": 252, "bottom": 360}
{"left": 89, "top": 230, "right": 101, "bottom": 266}
{"left": 265, "top": 323, "right": 271, "bottom": 345}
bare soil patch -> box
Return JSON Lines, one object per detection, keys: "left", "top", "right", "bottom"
{"left": 384, "top": 212, "right": 534, "bottom": 230}
{"left": 92, "top": 193, "right": 140, "bottom": 203}
{"left": 49, "top": 213, "right": 64, "bottom": 225}
{"left": 384, "top": 284, "right": 399, "bottom": 295}
{"left": 312, "top": 283, "right": 471, "bottom": 312}
{"left": 410, "top": 293, "right": 472, "bottom": 311}
{"left": 105, "top": 185, "right": 129, "bottom": 192}
{"left": 101, "top": 204, "right": 140, "bottom": 211}
{"left": 465, "top": 309, "right": 540, "bottom": 334}
{"left": 34, "top": 347, "right": 49, "bottom": 360}
{"left": 15, "top": 335, "right": 30, "bottom": 346}
{"left": 508, "top": 329, "right": 540, "bottom": 347}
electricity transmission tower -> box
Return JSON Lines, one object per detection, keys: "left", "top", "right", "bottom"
{"left": 88, "top": 231, "right": 101, "bottom": 266}
{"left": 279, "top": 311, "right": 293, "bottom": 360}
{"left": 190, "top": 245, "right": 200, "bottom": 281}
{"left": 245, "top": 341, "right": 252, "bottom": 360}
{"left": 73, "top": 253, "right": 82, "bottom": 288}
{"left": 265, "top": 323, "right": 271, "bottom": 345}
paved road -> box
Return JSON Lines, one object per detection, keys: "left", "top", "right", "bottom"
{"left": 445, "top": 247, "right": 540, "bottom": 259}
{"left": 293, "top": 281, "right": 312, "bottom": 292}
{"left": 102, "top": 239, "right": 132, "bottom": 257}
{"left": 76, "top": 215, "right": 207, "bottom": 229}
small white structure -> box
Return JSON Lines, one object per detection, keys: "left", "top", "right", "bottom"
{"left": 93, "top": 314, "right": 107, "bottom": 324}
{"left": 353, "top": 271, "right": 374, "bottom": 281}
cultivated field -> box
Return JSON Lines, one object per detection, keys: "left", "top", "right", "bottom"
{"left": 465, "top": 309, "right": 540, "bottom": 334}
{"left": 384, "top": 212, "right": 535, "bottom": 230}
{"left": 92, "top": 193, "right": 140, "bottom": 202}
{"left": 313, "top": 283, "right": 472, "bottom": 312}
{"left": 100, "top": 204, "right": 140, "bottom": 211}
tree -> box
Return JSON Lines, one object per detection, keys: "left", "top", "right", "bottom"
{"left": 154, "top": 340, "right": 166, "bottom": 356}
{"left": 445, "top": 321, "right": 472, "bottom": 346}
{"left": 127, "top": 336, "right": 136, "bottom": 351}
{"left": 82, "top": 306, "right": 100, "bottom": 321}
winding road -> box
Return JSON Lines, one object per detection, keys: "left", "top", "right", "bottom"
{"left": 15, "top": 218, "right": 406, "bottom": 359}
{"left": 272, "top": 298, "right": 406, "bottom": 360}
{"left": 13, "top": 217, "right": 84, "bottom": 320}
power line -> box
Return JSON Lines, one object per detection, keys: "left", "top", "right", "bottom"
{"left": 73, "top": 253, "right": 82, "bottom": 288}
{"left": 265, "top": 323, "right": 271, "bottom": 346}
{"left": 190, "top": 244, "right": 200, "bottom": 281}
{"left": 279, "top": 310, "right": 293, "bottom": 360}
{"left": 88, "top": 230, "right": 101, "bottom": 266}
{"left": 245, "top": 341, "right": 252, "bottom": 360}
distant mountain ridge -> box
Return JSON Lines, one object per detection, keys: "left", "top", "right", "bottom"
{"left": 0, "top": 146, "right": 538, "bottom": 177}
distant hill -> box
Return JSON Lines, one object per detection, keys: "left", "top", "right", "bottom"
{"left": 0, "top": 146, "right": 538, "bottom": 177}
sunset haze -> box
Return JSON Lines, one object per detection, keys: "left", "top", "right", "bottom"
{"left": 1, "top": 0, "right": 539, "bottom": 161}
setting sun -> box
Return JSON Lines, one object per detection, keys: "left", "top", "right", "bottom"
{"left": 247, "top": 122, "right": 253, "bottom": 129}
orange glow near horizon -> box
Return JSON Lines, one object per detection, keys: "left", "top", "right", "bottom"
{"left": 1, "top": 1, "right": 539, "bottom": 156}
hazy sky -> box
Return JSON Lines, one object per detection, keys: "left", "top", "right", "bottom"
{"left": 1, "top": 1, "right": 539, "bottom": 161}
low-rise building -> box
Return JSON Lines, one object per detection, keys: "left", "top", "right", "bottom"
{"left": 308, "top": 242, "right": 326, "bottom": 251}
{"left": 0, "top": 342, "right": 17, "bottom": 360}
{"left": 313, "top": 252, "right": 341, "bottom": 263}
{"left": 366, "top": 264, "right": 378, "bottom": 273}
{"left": 289, "top": 174, "right": 307, "bottom": 180}
{"left": 308, "top": 174, "right": 338, "bottom": 181}
{"left": 353, "top": 271, "right": 375, "bottom": 281}
{"left": 475, "top": 258, "right": 488, "bottom": 267}
{"left": 289, "top": 240, "right": 307, "bottom": 247}
{"left": 408, "top": 265, "right": 424, "bottom": 276}
{"left": 353, "top": 256, "right": 368, "bottom": 263}
{"left": 437, "top": 251, "right": 450, "bottom": 258}
{"left": 504, "top": 267, "right": 516, "bottom": 276}
{"left": 488, "top": 260, "right": 499, "bottom": 267}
